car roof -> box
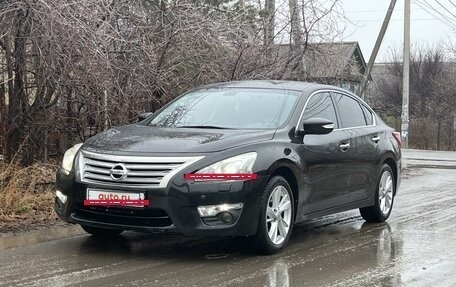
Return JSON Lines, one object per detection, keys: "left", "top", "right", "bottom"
{"left": 195, "top": 80, "right": 357, "bottom": 96}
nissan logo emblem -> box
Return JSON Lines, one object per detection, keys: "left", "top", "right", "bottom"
{"left": 110, "top": 163, "right": 128, "bottom": 181}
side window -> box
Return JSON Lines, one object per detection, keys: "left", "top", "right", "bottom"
{"left": 361, "top": 104, "right": 374, "bottom": 125}
{"left": 333, "top": 93, "right": 366, "bottom": 128}
{"left": 302, "top": 92, "right": 338, "bottom": 129}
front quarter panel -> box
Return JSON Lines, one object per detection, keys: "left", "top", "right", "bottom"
{"left": 175, "top": 141, "right": 306, "bottom": 230}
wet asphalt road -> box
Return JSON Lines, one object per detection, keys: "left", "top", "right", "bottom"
{"left": 0, "top": 149, "right": 455, "bottom": 287}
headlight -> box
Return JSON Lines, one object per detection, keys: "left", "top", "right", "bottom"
{"left": 196, "top": 152, "right": 257, "bottom": 174}
{"left": 62, "top": 143, "right": 83, "bottom": 174}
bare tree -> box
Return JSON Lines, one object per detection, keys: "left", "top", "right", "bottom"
{"left": 371, "top": 46, "right": 456, "bottom": 150}
{"left": 0, "top": 0, "right": 345, "bottom": 165}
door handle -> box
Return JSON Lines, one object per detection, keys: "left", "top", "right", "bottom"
{"left": 340, "top": 142, "right": 350, "bottom": 152}
{"left": 372, "top": 135, "right": 380, "bottom": 143}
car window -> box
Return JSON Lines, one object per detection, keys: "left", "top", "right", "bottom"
{"left": 361, "top": 104, "right": 374, "bottom": 125}
{"left": 333, "top": 93, "right": 367, "bottom": 128}
{"left": 302, "top": 92, "right": 338, "bottom": 129}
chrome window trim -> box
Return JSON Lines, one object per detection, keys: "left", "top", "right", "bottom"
{"left": 77, "top": 150, "right": 204, "bottom": 189}
{"left": 295, "top": 89, "right": 376, "bottom": 135}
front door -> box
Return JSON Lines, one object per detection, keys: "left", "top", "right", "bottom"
{"left": 296, "top": 92, "right": 353, "bottom": 214}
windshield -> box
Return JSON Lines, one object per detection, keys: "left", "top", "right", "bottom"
{"left": 147, "top": 88, "right": 299, "bottom": 129}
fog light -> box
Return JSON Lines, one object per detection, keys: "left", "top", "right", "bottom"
{"left": 197, "top": 203, "right": 243, "bottom": 217}
{"left": 219, "top": 212, "right": 234, "bottom": 223}
{"left": 56, "top": 190, "right": 67, "bottom": 204}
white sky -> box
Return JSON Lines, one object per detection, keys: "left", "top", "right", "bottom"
{"left": 340, "top": 0, "right": 456, "bottom": 62}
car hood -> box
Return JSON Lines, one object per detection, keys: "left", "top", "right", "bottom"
{"left": 82, "top": 124, "right": 275, "bottom": 154}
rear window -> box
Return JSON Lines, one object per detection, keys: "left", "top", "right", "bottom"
{"left": 361, "top": 104, "right": 374, "bottom": 125}
{"left": 333, "top": 93, "right": 366, "bottom": 128}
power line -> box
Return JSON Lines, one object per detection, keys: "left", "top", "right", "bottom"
{"left": 449, "top": 0, "right": 456, "bottom": 9}
{"left": 353, "top": 18, "right": 446, "bottom": 23}
{"left": 347, "top": 1, "right": 456, "bottom": 30}
{"left": 435, "top": 0, "right": 456, "bottom": 20}
{"left": 414, "top": 0, "right": 456, "bottom": 30}
{"left": 419, "top": 0, "right": 456, "bottom": 24}
{"left": 345, "top": 8, "right": 424, "bottom": 13}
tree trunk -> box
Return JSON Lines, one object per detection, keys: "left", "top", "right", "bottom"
{"left": 263, "top": 0, "right": 275, "bottom": 46}
{"left": 449, "top": 119, "right": 453, "bottom": 149}
{"left": 436, "top": 121, "right": 441, "bottom": 150}
{"left": 3, "top": 34, "right": 15, "bottom": 162}
{"left": 289, "top": 0, "right": 304, "bottom": 80}
{"left": 0, "top": 79, "right": 7, "bottom": 160}
{"left": 6, "top": 8, "right": 30, "bottom": 163}
{"left": 44, "top": 130, "right": 48, "bottom": 163}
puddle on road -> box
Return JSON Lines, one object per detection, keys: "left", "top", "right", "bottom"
{"left": 0, "top": 224, "right": 85, "bottom": 251}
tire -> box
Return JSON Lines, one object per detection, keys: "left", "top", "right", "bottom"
{"left": 81, "top": 225, "right": 123, "bottom": 237}
{"left": 360, "top": 164, "right": 395, "bottom": 222}
{"left": 253, "top": 176, "right": 295, "bottom": 254}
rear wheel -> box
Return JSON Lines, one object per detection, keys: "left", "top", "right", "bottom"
{"left": 360, "top": 164, "right": 395, "bottom": 222}
{"left": 253, "top": 176, "right": 294, "bottom": 254}
{"left": 81, "top": 225, "right": 123, "bottom": 237}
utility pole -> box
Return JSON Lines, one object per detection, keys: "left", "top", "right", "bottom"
{"left": 359, "top": 0, "right": 397, "bottom": 99}
{"left": 402, "top": 0, "right": 410, "bottom": 148}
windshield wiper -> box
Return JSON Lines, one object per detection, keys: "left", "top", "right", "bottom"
{"left": 178, "top": 125, "right": 231, "bottom": 129}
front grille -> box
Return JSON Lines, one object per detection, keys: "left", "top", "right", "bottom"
{"left": 75, "top": 205, "right": 173, "bottom": 227}
{"left": 78, "top": 151, "right": 203, "bottom": 188}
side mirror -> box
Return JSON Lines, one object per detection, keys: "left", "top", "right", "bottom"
{"left": 138, "top": 112, "right": 153, "bottom": 122}
{"left": 302, "top": 118, "right": 334, "bottom": 135}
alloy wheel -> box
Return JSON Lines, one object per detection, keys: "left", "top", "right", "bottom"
{"left": 266, "top": 185, "right": 292, "bottom": 245}
{"left": 379, "top": 170, "right": 394, "bottom": 215}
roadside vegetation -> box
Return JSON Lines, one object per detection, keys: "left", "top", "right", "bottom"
{"left": 0, "top": 161, "right": 57, "bottom": 232}
{"left": 368, "top": 46, "right": 456, "bottom": 150}
{"left": 0, "top": 0, "right": 344, "bottom": 166}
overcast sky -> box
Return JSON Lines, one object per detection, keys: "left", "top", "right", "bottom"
{"left": 340, "top": 0, "right": 456, "bottom": 62}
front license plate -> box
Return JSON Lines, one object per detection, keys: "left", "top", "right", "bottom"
{"left": 84, "top": 189, "right": 148, "bottom": 207}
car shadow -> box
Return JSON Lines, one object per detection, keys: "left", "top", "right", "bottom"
{"left": 77, "top": 231, "right": 252, "bottom": 261}
{"left": 77, "top": 211, "right": 397, "bottom": 264}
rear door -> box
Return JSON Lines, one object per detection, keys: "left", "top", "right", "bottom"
{"left": 332, "top": 92, "right": 379, "bottom": 202}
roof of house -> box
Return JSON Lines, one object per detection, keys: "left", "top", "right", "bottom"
{"left": 303, "top": 41, "right": 370, "bottom": 81}
{"left": 273, "top": 41, "right": 370, "bottom": 82}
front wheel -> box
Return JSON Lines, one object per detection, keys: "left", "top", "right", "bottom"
{"left": 253, "top": 176, "right": 295, "bottom": 254}
{"left": 360, "top": 164, "right": 395, "bottom": 222}
{"left": 81, "top": 225, "right": 123, "bottom": 237}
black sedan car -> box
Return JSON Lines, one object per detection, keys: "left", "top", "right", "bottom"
{"left": 55, "top": 80, "right": 401, "bottom": 254}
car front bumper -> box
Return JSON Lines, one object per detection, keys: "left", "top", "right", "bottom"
{"left": 54, "top": 168, "right": 267, "bottom": 236}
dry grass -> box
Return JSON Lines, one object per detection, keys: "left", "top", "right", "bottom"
{"left": 0, "top": 161, "right": 59, "bottom": 232}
